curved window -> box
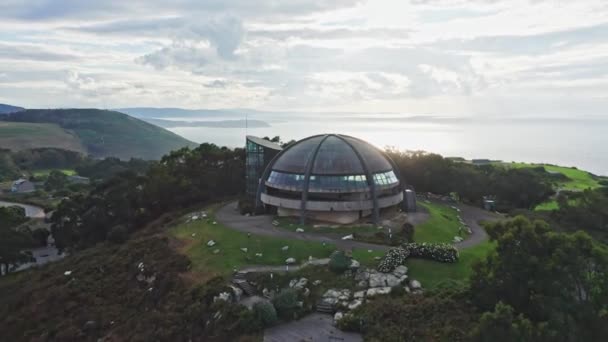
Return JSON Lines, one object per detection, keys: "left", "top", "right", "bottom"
{"left": 373, "top": 171, "right": 399, "bottom": 186}
{"left": 267, "top": 171, "right": 370, "bottom": 191}
{"left": 309, "top": 174, "right": 368, "bottom": 191}
{"left": 267, "top": 171, "right": 306, "bottom": 190}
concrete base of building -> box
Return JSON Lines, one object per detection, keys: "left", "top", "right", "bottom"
{"left": 277, "top": 207, "right": 373, "bottom": 225}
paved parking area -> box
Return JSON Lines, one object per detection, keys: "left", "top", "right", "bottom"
{"left": 264, "top": 313, "right": 362, "bottom": 342}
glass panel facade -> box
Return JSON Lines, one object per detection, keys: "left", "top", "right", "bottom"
{"left": 246, "top": 139, "right": 265, "bottom": 196}
{"left": 373, "top": 170, "right": 399, "bottom": 186}
{"left": 267, "top": 171, "right": 369, "bottom": 192}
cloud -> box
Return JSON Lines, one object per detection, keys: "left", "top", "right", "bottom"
{"left": 0, "top": 43, "right": 79, "bottom": 61}
{"left": 436, "top": 23, "right": 608, "bottom": 55}
{"left": 0, "top": 0, "right": 607, "bottom": 115}
{"left": 1, "top": 0, "right": 361, "bottom": 21}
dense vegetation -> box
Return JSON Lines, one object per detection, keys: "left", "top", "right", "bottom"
{"left": 551, "top": 187, "right": 608, "bottom": 243}
{"left": 387, "top": 150, "right": 555, "bottom": 210}
{"left": 0, "top": 236, "right": 262, "bottom": 341}
{"left": 0, "top": 206, "right": 33, "bottom": 274}
{"left": 51, "top": 144, "right": 244, "bottom": 250}
{"left": 343, "top": 216, "right": 608, "bottom": 341}
{"left": 1, "top": 109, "right": 197, "bottom": 159}
{"left": 0, "top": 103, "right": 24, "bottom": 114}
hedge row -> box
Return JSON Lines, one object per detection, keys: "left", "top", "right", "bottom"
{"left": 377, "top": 243, "right": 459, "bottom": 273}
{"left": 403, "top": 242, "right": 459, "bottom": 263}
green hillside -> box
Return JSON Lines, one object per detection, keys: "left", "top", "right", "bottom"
{"left": 0, "top": 121, "right": 86, "bottom": 153}
{"left": 1, "top": 109, "right": 197, "bottom": 160}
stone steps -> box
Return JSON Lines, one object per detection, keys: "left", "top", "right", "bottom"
{"left": 233, "top": 279, "right": 256, "bottom": 296}
{"left": 316, "top": 301, "right": 335, "bottom": 314}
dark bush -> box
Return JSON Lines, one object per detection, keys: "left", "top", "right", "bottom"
{"left": 253, "top": 301, "right": 278, "bottom": 327}
{"left": 272, "top": 288, "right": 299, "bottom": 320}
{"left": 107, "top": 225, "right": 128, "bottom": 243}
{"left": 31, "top": 228, "right": 50, "bottom": 247}
{"left": 402, "top": 222, "right": 415, "bottom": 243}
{"left": 328, "top": 250, "right": 351, "bottom": 273}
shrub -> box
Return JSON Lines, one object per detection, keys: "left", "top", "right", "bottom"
{"left": 402, "top": 222, "right": 415, "bottom": 243}
{"left": 328, "top": 250, "right": 351, "bottom": 273}
{"left": 272, "top": 288, "right": 299, "bottom": 320}
{"left": 337, "top": 313, "right": 361, "bottom": 332}
{"left": 107, "top": 225, "right": 128, "bottom": 243}
{"left": 253, "top": 301, "right": 278, "bottom": 327}
{"left": 403, "top": 242, "right": 459, "bottom": 263}
{"left": 377, "top": 243, "right": 459, "bottom": 273}
{"left": 377, "top": 247, "right": 410, "bottom": 273}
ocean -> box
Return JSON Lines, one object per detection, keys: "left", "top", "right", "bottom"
{"left": 163, "top": 113, "right": 608, "bottom": 176}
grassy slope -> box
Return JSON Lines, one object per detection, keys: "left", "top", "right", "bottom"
{"left": 169, "top": 207, "right": 336, "bottom": 281}
{"left": 406, "top": 241, "right": 495, "bottom": 289}
{"left": 2, "top": 109, "right": 197, "bottom": 160}
{"left": 503, "top": 162, "right": 602, "bottom": 210}
{"left": 0, "top": 121, "right": 86, "bottom": 153}
{"left": 414, "top": 202, "right": 461, "bottom": 243}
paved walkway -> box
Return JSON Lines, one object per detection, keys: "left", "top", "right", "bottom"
{"left": 264, "top": 313, "right": 362, "bottom": 342}
{"left": 216, "top": 201, "right": 501, "bottom": 252}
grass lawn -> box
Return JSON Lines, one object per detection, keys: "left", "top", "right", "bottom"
{"left": 414, "top": 202, "right": 461, "bottom": 243}
{"left": 31, "top": 169, "right": 77, "bottom": 177}
{"left": 406, "top": 240, "right": 496, "bottom": 289}
{"left": 169, "top": 207, "right": 336, "bottom": 280}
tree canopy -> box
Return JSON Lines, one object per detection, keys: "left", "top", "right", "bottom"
{"left": 471, "top": 216, "right": 608, "bottom": 341}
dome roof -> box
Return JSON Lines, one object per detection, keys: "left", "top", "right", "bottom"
{"left": 270, "top": 134, "right": 394, "bottom": 175}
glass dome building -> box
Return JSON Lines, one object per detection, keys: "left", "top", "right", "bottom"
{"left": 256, "top": 134, "right": 404, "bottom": 224}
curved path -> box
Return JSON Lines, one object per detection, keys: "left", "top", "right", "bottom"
{"left": 216, "top": 201, "right": 501, "bottom": 252}
{"left": 0, "top": 200, "right": 45, "bottom": 218}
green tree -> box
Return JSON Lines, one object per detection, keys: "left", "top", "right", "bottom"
{"left": 471, "top": 216, "right": 608, "bottom": 341}
{"left": 471, "top": 302, "right": 549, "bottom": 342}
{"left": 44, "top": 170, "right": 68, "bottom": 191}
{"left": 0, "top": 206, "right": 33, "bottom": 275}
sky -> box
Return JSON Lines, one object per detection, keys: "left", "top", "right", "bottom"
{"left": 1, "top": 0, "right": 608, "bottom": 117}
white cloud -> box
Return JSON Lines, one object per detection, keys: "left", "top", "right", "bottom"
{"left": 0, "top": 0, "right": 606, "bottom": 116}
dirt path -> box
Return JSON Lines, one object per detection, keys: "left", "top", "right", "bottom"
{"left": 216, "top": 201, "right": 501, "bottom": 252}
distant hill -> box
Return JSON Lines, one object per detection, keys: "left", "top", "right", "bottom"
{"left": 1, "top": 109, "right": 197, "bottom": 160}
{"left": 0, "top": 103, "right": 25, "bottom": 114}
{"left": 116, "top": 107, "right": 259, "bottom": 119}
{"left": 144, "top": 117, "right": 270, "bottom": 128}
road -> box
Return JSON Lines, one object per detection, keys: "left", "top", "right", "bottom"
{"left": 216, "top": 201, "right": 501, "bottom": 251}
{"left": 0, "top": 200, "right": 45, "bottom": 218}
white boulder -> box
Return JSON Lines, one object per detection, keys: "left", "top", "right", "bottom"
{"left": 281, "top": 245, "right": 289, "bottom": 251}
{"left": 207, "top": 240, "right": 216, "bottom": 247}
{"left": 410, "top": 279, "right": 422, "bottom": 290}
{"left": 349, "top": 259, "right": 361, "bottom": 269}
{"left": 240, "top": 247, "right": 248, "bottom": 253}
{"left": 366, "top": 287, "right": 392, "bottom": 297}
{"left": 348, "top": 299, "right": 363, "bottom": 310}
{"left": 341, "top": 234, "right": 354, "bottom": 240}
{"left": 393, "top": 265, "right": 408, "bottom": 278}
{"left": 295, "top": 228, "right": 304, "bottom": 233}
{"left": 285, "top": 257, "right": 296, "bottom": 264}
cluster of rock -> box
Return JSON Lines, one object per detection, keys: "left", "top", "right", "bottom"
{"left": 186, "top": 211, "right": 208, "bottom": 223}
{"left": 453, "top": 207, "right": 473, "bottom": 238}
{"left": 319, "top": 265, "right": 423, "bottom": 324}
{"left": 134, "top": 262, "right": 157, "bottom": 292}
{"left": 213, "top": 285, "right": 244, "bottom": 303}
